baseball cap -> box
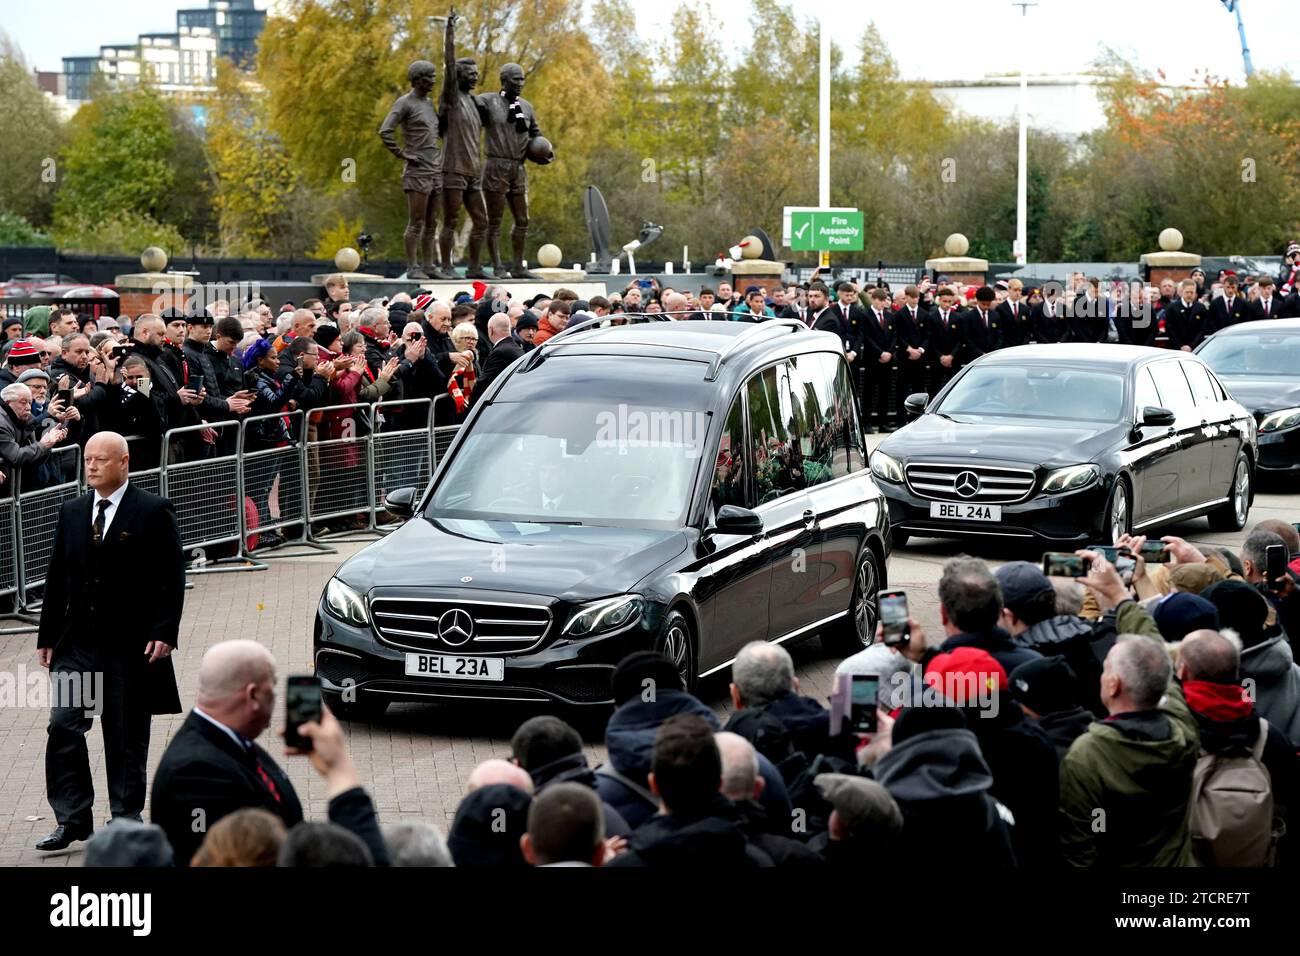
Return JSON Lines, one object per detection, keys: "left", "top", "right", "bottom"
{"left": 813, "top": 774, "right": 903, "bottom": 833}
{"left": 995, "top": 561, "right": 1055, "bottom": 615}
{"left": 923, "top": 647, "right": 1007, "bottom": 706}
{"left": 1009, "top": 655, "right": 1079, "bottom": 715}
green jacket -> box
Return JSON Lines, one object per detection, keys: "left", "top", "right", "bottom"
{"left": 1060, "top": 669, "right": 1200, "bottom": 867}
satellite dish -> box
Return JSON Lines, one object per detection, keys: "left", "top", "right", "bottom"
{"left": 749, "top": 227, "right": 777, "bottom": 261}
{"left": 584, "top": 186, "right": 613, "bottom": 272}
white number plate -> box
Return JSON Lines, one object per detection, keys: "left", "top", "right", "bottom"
{"left": 405, "top": 654, "right": 504, "bottom": 681}
{"left": 929, "top": 501, "right": 1002, "bottom": 522}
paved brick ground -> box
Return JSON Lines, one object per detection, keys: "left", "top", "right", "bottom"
{"left": 1, "top": 478, "right": 1289, "bottom": 866}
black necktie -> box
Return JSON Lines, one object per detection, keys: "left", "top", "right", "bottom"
{"left": 93, "top": 499, "right": 110, "bottom": 546}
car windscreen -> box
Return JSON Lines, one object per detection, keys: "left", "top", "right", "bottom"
{"left": 1198, "top": 332, "right": 1300, "bottom": 376}
{"left": 428, "top": 400, "right": 708, "bottom": 529}
{"left": 937, "top": 365, "right": 1126, "bottom": 423}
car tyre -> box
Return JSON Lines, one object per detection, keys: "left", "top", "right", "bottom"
{"left": 656, "top": 609, "right": 698, "bottom": 695}
{"left": 1207, "top": 454, "right": 1250, "bottom": 531}
{"left": 324, "top": 691, "right": 390, "bottom": 722}
{"left": 823, "top": 546, "right": 882, "bottom": 657}
{"left": 1105, "top": 477, "right": 1132, "bottom": 545}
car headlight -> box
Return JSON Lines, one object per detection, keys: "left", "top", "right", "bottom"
{"left": 1041, "top": 464, "right": 1100, "bottom": 494}
{"left": 324, "top": 577, "right": 369, "bottom": 626}
{"left": 1259, "top": 407, "right": 1300, "bottom": 433}
{"left": 563, "top": 594, "right": 644, "bottom": 637}
{"left": 870, "top": 451, "right": 904, "bottom": 484}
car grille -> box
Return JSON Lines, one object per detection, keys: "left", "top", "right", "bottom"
{"left": 369, "top": 596, "right": 551, "bottom": 654}
{"left": 904, "top": 462, "right": 1037, "bottom": 503}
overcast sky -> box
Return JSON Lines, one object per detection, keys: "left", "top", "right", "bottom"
{"left": 6, "top": 0, "right": 1299, "bottom": 84}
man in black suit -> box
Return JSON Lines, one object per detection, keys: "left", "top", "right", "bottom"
{"left": 1030, "top": 285, "right": 1068, "bottom": 343}
{"left": 150, "top": 639, "right": 389, "bottom": 865}
{"left": 959, "top": 286, "right": 1001, "bottom": 364}
{"left": 473, "top": 314, "right": 524, "bottom": 401}
{"left": 1068, "top": 277, "right": 1109, "bottom": 343}
{"left": 895, "top": 285, "right": 931, "bottom": 418}
{"left": 1115, "top": 284, "right": 1158, "bottom": 346}
{"left": 36, "top": 430, "right": 184, "bottom": 851}
{"left": 1165, "top": 278, "right": 1211, "bottom": 351}
{"left": 993, "top": 279, "right": 1031, "bottom": 348}
{"left": 928, "top": 286, "right": 964, "bottom": 391}
{"left": 1250, "top": 276, "right": 1285, "bottom": 322}
{"left": 860, "top": 287, "right": 900, "bottom": 431}
{"left": 810, "top": 279, "right": 859, "bottom": 368}
{"left": 1208, "top": 274, "right": 1249, "bottom": 333}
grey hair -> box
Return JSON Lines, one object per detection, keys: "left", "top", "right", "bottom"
{"left": 1, "top": 382, "right": 32, "bottom": 402}
{"left": 731, "top": 641, "right": 795, "bottom": 706}
{"left": 1241, "top": 530, "right": 1285, "bottom": 577}
{"left": 275, "top": 314, "right": 294, "bottom": 335}
{"left": 715, "top": 732, "right": 759, "bottom": 801}
{"left": 938, "top": 556, "right": 1003, "bottom": 633}
{"left": 428, "top": 301, "right": 452, "bottom": 319}
{"left": 358, "top": 306, "right": 388, "bottom": 328}
{"left": 381, "top": 822, "right": 452, "bottom": 867}
{"left": 1113, "top": 634, "right": 1171, "bottom": 710}
{"left": 450, "top": 322, "right": 478, "bottom": 348}
{"left": 1053, "top": 580, "right": 1084, "bottom": 617}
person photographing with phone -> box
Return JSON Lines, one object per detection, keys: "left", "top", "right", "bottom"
{"left": 1, "top": 380, "right": 70, "bottom": 494}
{"left": 150, "top": 640, "right": 389, "bottom": 866}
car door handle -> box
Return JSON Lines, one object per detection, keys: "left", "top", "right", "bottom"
{"left": 802, "top": 509, "right": 817, "bottom": 531}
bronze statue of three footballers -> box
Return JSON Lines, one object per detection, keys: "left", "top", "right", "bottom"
{"left": 379, "top": 10, "right": 552, "bottom": 281}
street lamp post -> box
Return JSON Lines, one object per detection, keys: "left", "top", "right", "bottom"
{"left": 1013, "top": 1, "right": 1036, "bottom": 266}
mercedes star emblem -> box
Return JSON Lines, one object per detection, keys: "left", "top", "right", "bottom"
{"left": 460, "top": 575, "right": 473, "bottom": 583}
{"left": 954, "top": 471, "right": 982, "bottom": 498}
{"left": 437, "top": 608, "right": 475, "bottom": 646}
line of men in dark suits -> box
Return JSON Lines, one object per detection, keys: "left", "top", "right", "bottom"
{"left": 798, "top": 271, "right": 1298, "bottom": 430}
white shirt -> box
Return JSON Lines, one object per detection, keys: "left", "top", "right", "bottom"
{"left": 192, "top": 705, "right": 250, "bottom": 752}
{"left": 91, "top": 480, "right": 129, "bottom": 536}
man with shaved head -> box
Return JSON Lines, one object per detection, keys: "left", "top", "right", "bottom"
{"left": 151, "top": 639, "right": 389, "bottom": 866}
{"left": 466, "top": 758, "right": 535, "bottom": 795}
{"left": 36, "top": 430, "right": 185, "bottom": 851}
{"left": 476, "top": 311, "right": 524, "bottom": 398}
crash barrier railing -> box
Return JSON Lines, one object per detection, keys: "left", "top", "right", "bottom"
{"left": 3, "top": 396, "right": 463, "bottom": 622}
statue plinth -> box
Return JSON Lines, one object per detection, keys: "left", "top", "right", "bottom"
{"left": 530, "top": 267, "right": 588, "bottom": 283}
{"left": 925, "top": 255, "right": 988, "bottom": 285}
{"left": 730, "top": 259, "right": 784, "bottom": 297}
{"left": 113, "top": 271, "right": 195, "bottom": 318}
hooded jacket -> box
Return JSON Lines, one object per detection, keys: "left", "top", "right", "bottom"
{"left": 596, "top": 689, "right": 791, "bottom": 829}
{"left": 1059, "top": 679, "right": 1200, "bottom": 867}
{"left": 526, "top": 751, "right": 632, "bottom": 839}
{"left": 728, "top": 692, "right": 859, "bottom": 765}
{"left": 605, "top": 794, "right": 773, "bottom": 868}
{"left": 1240, "top": 635, "right": 1300, "bottom": 748}
{"left": 1014, "top": 614, "right": 1106, "bottom": 715}
{"left": 0, "top": 402, "right": 52, "bottom": 491}
{"left": 873, "top": 727, "right": 1017, "bottom": 865}
{"left": 1037, "top": 705, "right": 1097, "bottom": 762}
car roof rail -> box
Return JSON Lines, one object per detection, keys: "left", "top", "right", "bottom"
{"left": 520, "top": 312, "right": 673, "bottom": 371}
{"left": 704, "top": 319, "right": 806, "bottom": 381}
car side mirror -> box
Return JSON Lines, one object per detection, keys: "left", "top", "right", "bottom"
{"left": 383, "top": 486, "right": 418, "bottom": 518}
{"left": 714, "top": 505, "right": 763, "bottom": 536}
{"left": 904, "top": 393, "right": 929, "bottom": 417}
{"left": 1141, "top": 406, "right": 1176, "bottom": 427}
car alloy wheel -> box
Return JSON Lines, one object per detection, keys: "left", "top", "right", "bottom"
{"left": 656, "top": 610, "right": 697, "bottom": 693}
{"left": 1208, "top": 454, "right": 1250, "bottom": 531}
{"left": 824, "top": 548, "right": 881, "bottom": 656}
{"left": 1108, "top": 480, "right": 1130, "bottom": 544}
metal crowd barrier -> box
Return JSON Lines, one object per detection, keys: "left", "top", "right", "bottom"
{"left": 14, "top": 446, "right": 83, "bottom": 607}
{"left": 3, "top": 394, "right": 463, "bottom": 622}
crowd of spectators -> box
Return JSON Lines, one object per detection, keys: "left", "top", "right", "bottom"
{"left": 63, "top": 517, "right": 1300, "bottom": 868}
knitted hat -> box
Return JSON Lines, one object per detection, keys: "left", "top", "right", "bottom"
{"left": 4, "top": 339, "right": 41, "bottom": 366}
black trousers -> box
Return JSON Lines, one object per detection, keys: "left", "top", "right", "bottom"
{"left": 859, "top": 363, "right": 895, "bottom": 427}
{"left": 899, "top": 358, "right": 928, "bottom": 418}
{"left": 46, "top": 641, "right": 152, "bottom": 829}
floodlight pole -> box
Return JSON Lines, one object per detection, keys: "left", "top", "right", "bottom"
{"left": 1013, "top": 1, "right": 1036, "bottom": 266}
